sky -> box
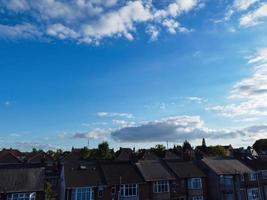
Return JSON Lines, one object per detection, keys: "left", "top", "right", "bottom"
{"left": 0, "top": 0, "right": 267, "bottom": 151}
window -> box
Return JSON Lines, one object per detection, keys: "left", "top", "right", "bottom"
{"left": 220, "top": 176, "right": 233, "bottom": 186}
{"left": 153, "top": 180, "right": 169, "bottom": 193}
{"left": 192, "top": 196, "right": 203, "bottom": 200}
{"left": 247, "top": 188, "right": 260, "bottom": 200}
{"left": 240, "top": 174, "right": 245, "bottom": 182}
{"left": 71, "top": 187, "right": 94, "bottom": 200}
{"left": 98, "top": 187, "right": 103, "bottom": 198}
{"left": 120, "top": 184, "right": 138, "bottom": 197}
{"left": 262, "top": 171, "right": 267, "bottom": 179}
{"left": 249, "top": 173, "right": 257, "bottom": 181}
{"left": 7, "top": 193, "right": 36, "bottom": 200}
{"left": 188, "top": 178, "right": 202, "bottom": 189}
{"left": 111, "top": 186, "right": 116, "bottom": 195}
{"left": 224, "top": 194, "right": 234, "bottom": 200}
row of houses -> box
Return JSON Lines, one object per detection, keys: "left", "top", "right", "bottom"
{"left": 1, "top": 148, "right": 267, "bottom": 200}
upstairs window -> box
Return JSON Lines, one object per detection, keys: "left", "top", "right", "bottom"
{"left": 153, "top": 180, "right": 169, "bottom": 193}
{"left": 192, "top": 196, "right": 203, "bottom": 200}
{"left": 188, "top": 178, "right": 202, "bottom": 189}
{"left": 71, "top": 187, "right": 94, "bottom": 200}
{"left": 247, "top": 188, "right": 260, "bottom": 200}
{"left": 120, "top": 184, "right": 138, "bottom": 197}
{"left": 7, "top": 193, "right": 36, "bottom": 200}
{"left": 111, "top": 186, "right": 116, "bottom": 195}
{"left": 220, "top": 175, "right": 233, "bottom": 186}
{"left": 240, "top": 174, "right": 245, "bottom": 182}
{"left": 249, "top": 173, "right": 257, "bottom": 181}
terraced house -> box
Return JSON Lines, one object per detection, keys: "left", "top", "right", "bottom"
{"left": 200, "top": 157, "right": 262, "bottom": 200}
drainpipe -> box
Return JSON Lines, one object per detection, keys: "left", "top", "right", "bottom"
{"left": 257, "top": 172, "right": 263, "bottom": 200}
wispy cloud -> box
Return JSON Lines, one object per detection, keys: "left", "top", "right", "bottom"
{"left": 0, "top": 0, "right": 201, "bottom": 44}
{"left": 240, "top": 3, "right": 267, "bottom": 27}
{"left": 208, "top": 48, "right": 267, "bottom": 120}
{"left": 97, "top": 112, "right": 134, "bottom": 119}
{"left": 15, "top": 141, "right": 58, "bottom": 151}
{"left": 73, "top": 128, "right": 111, "bottom": 140}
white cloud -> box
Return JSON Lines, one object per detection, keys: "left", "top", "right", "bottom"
{"left": 208, "top": 48, "right": 267, "bottom": 120}
{"left": 15, "top": 141, "right": 57, "bottom": 151}
{"left": 146, "top": 25, "right": 159, "bottom": 41}
{"left": 111, "top": 115, "right": 266, "bottom": 142}
{"left": 0, "top": 23, "right": 41, "bottom": 39}
{"left": 240, "top": 3, "right": 267, "bottom": 27}
{"left": 0, "top": 0, "right": 200, "bottom": 44}
{"left": 73, "top": 128, "right": 111, "bottom": 140}
{"left": 97, "top": 112, "right": 134, "bottom": 119}
{"left": 187, "top": 96, "right": 204, "bottom": 104}
{"left": 233, "top": 0, "right": 259, "bottom": 11}
{"left": 47, "top": 23, "right": 79, "bottom": 40}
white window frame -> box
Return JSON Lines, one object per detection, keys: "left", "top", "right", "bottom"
{"left": 188, "top": 178, "right": 202, "bottom": 189}
{"left": 71, "top": 187, "right": 94, "bottom": 200}
{"left": 247, "top": 188, "right": 261, "bottom": 200}
{"left": 7, "top": 193, "right": 36, "bottom": 200}
{"left": 192, "top": 196, "right": 203, "bottom": 200}
{"left": 249, "top": 173, "right": 257, "bottom": 181}
{"left": 120, "top": 184, "right": 138, "bottom": 197}
{"left": 153, "top": 180, "right": 170, "bottom": 193}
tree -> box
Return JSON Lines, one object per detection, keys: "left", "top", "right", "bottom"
{"left": 45, "top": 182, "right": 55, "bottom": 200}
{"left": 253, "top": 139, "right": 267, "bottom": 153}
{"left": 209, "top": 145, "right": 227, "bottom": 156}
{"left": 151, "top": 144, "right": 166, "bottom": 157}
{"left": 202, "top": 138, "right": 207, "bottom": 148}
{"left": 98, "top": 141, "right": 112, "bottom": 159}
{"left": 182, "top": 140, "right": 192, "bottom": 152}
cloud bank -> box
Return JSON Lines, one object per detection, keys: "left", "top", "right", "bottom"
{"left": 0, "top": 0, "right": 201, "bottom": 44}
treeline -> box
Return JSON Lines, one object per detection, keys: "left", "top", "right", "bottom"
{"left": 24, "top": 138, "right": 267, "bottom": 161}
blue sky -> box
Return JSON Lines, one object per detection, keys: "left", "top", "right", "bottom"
{"left": 0, "top": 0, "right": 267, "bottom": 151}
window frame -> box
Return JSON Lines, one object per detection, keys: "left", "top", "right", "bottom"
{"left": 247, "top": 188, "right": 261, "bottom": 200}
{"left": 7, "top": 192, "right": 36, "bottom": 200}
{"left": 249, "top": 173, "right": 257, "bottom": 181}
{"left": 120, "top": 184, "right": 138, "bottom": 197}
{"left": 71, "top": 187, "right": 94, "bottom": 200}
{"left": 188, "top": 178, "right": 202, "bottom": 190}
{"left": 153, "top": 180, "right": 170, "bottom": 193}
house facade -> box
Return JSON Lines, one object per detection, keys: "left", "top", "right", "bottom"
{"left": 164, "top": 160, "right": 207, "bottom": 200}
{"left": 136, "top": 160, "right": 175, "bottom": 200}
{"left": 0, "top": 166, "right": 45, "bottom": 200}
{"left": 200, "top": 157, "right": 262, "bottom": 200}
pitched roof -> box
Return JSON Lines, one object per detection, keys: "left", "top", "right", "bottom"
{"left": 116, "top": 148, "right": 133, "bottom": 161}
{"left": 26, "top": 152, "right": 45, "bottom": 163}
{"left": 0, "top": 151, "right": 21, "bottom": 165}
{"left": 64, "top": 161, "right": 105, "bottom": 188}
{"left": 136, "top": 160, "right": 175, "bottom": 181}
{"left": 202, "top": 157, "right": 254, "bottom": 175}
{"left": 164, "top": 150, "right": 181, "bottom": 159}
{"left": 165, "top": 160, "right": 206, "bottom": 178}
{"left": 0, "top": 167, "right": 45, "bottom": 192}
{"left": 100, "top": 161, "right": 144, "bottom": 185}
{"left": 239, "top": 157, "right": 267, "bottom": 171}
{"left": 140, "top": 150, "right": 159, "bottom": 160}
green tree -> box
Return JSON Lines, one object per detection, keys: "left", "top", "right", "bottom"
{"left": 151, "top": 144, "right": 166, "bottom": 157}
{"left": 98, "top": 141, "right": 112, "bottom": 159}
{"left": 209, "top": 145, "right": 227, "bottom": 156}
{"left": 253, "top": 139, "right": 267, "bottom": 153}
{"left": 45, "top": 182, "right": 54, "bottom": 200}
